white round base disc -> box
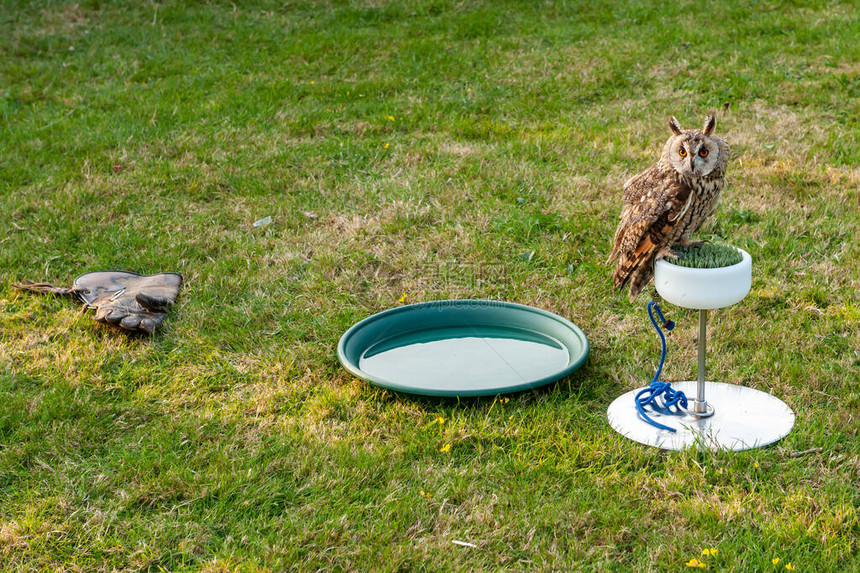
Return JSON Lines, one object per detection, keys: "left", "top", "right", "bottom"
{"left": 607, "top": 381, "right": 795, "bottom": 451}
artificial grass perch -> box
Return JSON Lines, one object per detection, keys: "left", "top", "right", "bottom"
{"left": 665, "top": 242, "right": 743, "bottom": 269}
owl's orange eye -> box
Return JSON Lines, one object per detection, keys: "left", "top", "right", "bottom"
{"left": 699, "top": 148, "right": 709, "bottom": 158}
{"left": 678, "top": 148, "right": 687, "bottom": 157}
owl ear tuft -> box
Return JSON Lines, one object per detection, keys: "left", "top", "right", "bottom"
{"left": 702, "top": 115, "right": 716, "bottom": 136}
{"left": 669, "top": 116, "right": 683, "bottom": 136}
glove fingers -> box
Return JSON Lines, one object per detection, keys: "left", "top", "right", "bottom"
{"left": 94, "top": 306, "right": 122, "bottom": 325}
{"left": 136, "top": 293, "right": 171, "bottom": 312}
{"left": 120, "top": 314, "right": 143, "bottom": 330}
{"left": 93, "top": 303, "right": 166, "bottom": 333}
{"left": 138, "top": 315, "right": 164, "bottom": 335}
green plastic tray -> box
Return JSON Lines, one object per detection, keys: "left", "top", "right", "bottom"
{"left": 337, "top": 300, "right": 589, "bottom": 397}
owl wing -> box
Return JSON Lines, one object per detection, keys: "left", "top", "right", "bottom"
{"left": 607, "top": 164, "right": 667, "bottom": 263}
{"left": 610, "top": 173, "right": 693, "bottom": 300}
{"left": 608, "top": 165, "right": 670, "bottom": 263}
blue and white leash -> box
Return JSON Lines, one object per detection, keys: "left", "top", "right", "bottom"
{"left": 634, "top": 302, "right": 688, "bottom": 432}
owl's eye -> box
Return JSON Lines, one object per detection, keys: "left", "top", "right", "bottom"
{"left": 699, "top": 148, "right": 709, "bottom": 158}
{"left": 678, "top": 148, "right": 687, "bottom": 157}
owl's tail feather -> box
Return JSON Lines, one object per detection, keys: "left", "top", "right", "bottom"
{"left": 627, "top": 267, "right": 655, "bottom": 302}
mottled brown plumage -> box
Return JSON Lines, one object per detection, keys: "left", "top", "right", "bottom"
{"left": 608, "top": 115, "right": 730, "bottom": 301}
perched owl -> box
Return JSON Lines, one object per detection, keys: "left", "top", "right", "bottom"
{"left": 608, "top": 115, "right": 730, "bottom": 301}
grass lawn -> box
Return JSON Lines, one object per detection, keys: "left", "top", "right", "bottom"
{"left": 1, "top": 0, "right": 859, "bottom": 570}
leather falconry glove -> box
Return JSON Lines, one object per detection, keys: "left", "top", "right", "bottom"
{"left": 14, "top": 271, "right": 182, "bottom": 334}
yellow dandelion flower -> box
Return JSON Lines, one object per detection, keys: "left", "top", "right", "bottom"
{"left": 685, "top": 558, "right": 706, "bottom": 568}
{"left": 702, "top": 548, "right": 718, "bottom": 556}
{"left": 386, "top": 115, "right": 395, "bottom": 121}
{"left": 439, "top": 443, "right": 451, "bottom": 453}
{"left": 754, "top": 462, "right": 760, "bottom": 468}
{"left": 310, "top": 80, "right": 315, "bottom": 84}
{"left": 502, "top": 397, "right": 510, "bottom": 404}
{"left": 785, "top": 564, "right": 794, "bottom": 571}
{"left": 772, "top": 558, "right": 781, "bottom": 565}
{"left": 398, "top": 292, "right": 407, "bottom": 304}
{"left": 384, "top": 143, "right": 390, "bottom": 149}
{"left": 436, "top": 416, "right": 445, "bottom": 425}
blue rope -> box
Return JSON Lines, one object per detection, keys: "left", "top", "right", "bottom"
{"left": 634, "top": 302, "right": 688, "bottom": 432}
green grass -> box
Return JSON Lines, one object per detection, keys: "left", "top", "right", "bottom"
{"left": 668, "top": 243, "right": 744, "bottom": 269}
{"left": 1, "top": 0, "right": 859, "bottom": 570}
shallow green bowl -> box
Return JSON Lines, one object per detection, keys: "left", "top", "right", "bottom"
{"left": 337, "top": 300, "right": 589, "bottom": 397}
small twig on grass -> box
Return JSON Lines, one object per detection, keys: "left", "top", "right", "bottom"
{"left": 786, "top": 447, "right": 824, "bottom": 458}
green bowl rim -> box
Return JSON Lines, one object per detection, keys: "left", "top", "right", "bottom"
{"left": 336, "top": 299, "right": 590, "bottom": 397}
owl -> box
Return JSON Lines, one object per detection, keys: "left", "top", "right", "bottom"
{"left": 608, "top": 115, "right": 730, "bottom": 301}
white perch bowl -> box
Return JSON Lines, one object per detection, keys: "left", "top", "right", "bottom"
{"left": 654, "top": 248, "right": 752, "bottom": 310}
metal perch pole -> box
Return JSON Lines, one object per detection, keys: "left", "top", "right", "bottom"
{"left": 692, "top": 309, "right": 715, "bottom": 417}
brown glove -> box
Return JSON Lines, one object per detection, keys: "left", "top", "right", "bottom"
{"left": 15, "top": 271, "right": 182, "bottom": 334}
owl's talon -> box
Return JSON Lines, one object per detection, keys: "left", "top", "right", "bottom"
{"left": 655, "top": 247, "right": 679, "bottom": 260}
{"left": 679, "top": 239, "right": 709, "bottom": 249}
